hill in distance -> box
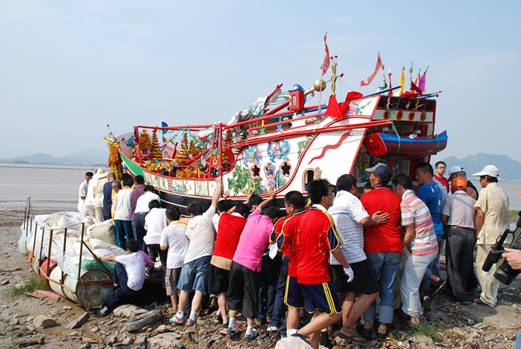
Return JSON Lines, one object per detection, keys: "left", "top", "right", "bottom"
{"left": 2, "top": 148, "right": 108, "bottom": 166}
{"left": 441, "top": 153, "right": 521, "bottom": 180}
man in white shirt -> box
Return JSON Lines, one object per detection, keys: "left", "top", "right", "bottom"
{"left": 97, "top": 240, "right": 146, "bottom": 316}
{"left": 144, "top": 200, "right": 167, "bottom": 265}
{"left": 473, "top": 165, "right": 510, "bottom": 307}
{"left": 172, "top": 180, "right": 222, "bottom": 326}
{"left": 329, "top": 174, "right": 389, "bottom": 341}
{"left": 133, "top": 185, "right": 161, "bottom": 250}
{"left": 77, "top": 172, "right": 93, "bottom": 217}
{"left": 85, "top": 168, "right": 108, "bottom": 223}
{"left": 113, "top": 177, "right": 134, "bottom": 249}
{"left": 160, "top": 206, "right": 188, "bottom": 319}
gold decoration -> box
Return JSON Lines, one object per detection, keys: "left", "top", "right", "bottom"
{"left": 313, "top": 79, "right": 326, "bottom": 92}
{"left": 330, "top": 59, "right": 338, "bottom": 96}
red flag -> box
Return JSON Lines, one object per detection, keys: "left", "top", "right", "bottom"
{"left": 410, "top": 80, "right": 423, "bottom": 94}
{"left": 360, "top": 52, "right": 383, "bottom": 87}
{"left": 320, "top": 33, "right": 330, "bottom": 76}
{"left": 387, "top": 69, "right": 393, "bottom": 96}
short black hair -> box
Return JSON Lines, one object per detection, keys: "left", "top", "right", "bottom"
{"left": 126, "top": 239, "right": 139, "bottom": 252}
{"left": 112, "top": 180, "right": 122, "bottom": 189}
{"left": 144, "top": 184, "right": 155, "bottom": 192}
{"left": 392, "top": 174, "right": 414, "bottom": 190}
{"left": 263, "top": 206, "right": 282, "bottom": 220}
{"left": 435, "top": 161, "right": 446, "bottom": 168}
{"left": 166, "top": 206, "right": 180, "bottom": 221}
{"left": 247, "top": 194, "right": 263, "bottom": 208}
{"left": 416, "top": 162, "right": 434, "bottom": 176}
{"left": 148, "top": 200, "right": 161, "bottom": 210}
{"left": 135, "top": 175, "right": 145, "bottom": 185}
{"left": 308, "top": 179, "right": 332, "bottom": 205}
{"left": 233, "top": 203, "right": 250, "bottom": 217}
{"left": 122, "top": 177, "right": 134, "bottom": 187}
{"left": 284, "top": 191, "right": 306, "bottom": 209}
{"left": 187, "top": 203, "right": 204, "bottom": 216}
{"left": 216, "top": 199, "right": 235, "bottom": 213}
{"left": 85, "top": 172, "right": 94, "bottom": 177}
{"left": 336, "top": 174, "right": 356, "bottom": 192}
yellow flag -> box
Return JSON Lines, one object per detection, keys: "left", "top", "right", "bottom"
{"left": 396, "top": 67, "right": 405, "bottom": 96}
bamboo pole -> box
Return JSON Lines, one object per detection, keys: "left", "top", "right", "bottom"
{"left": 46, "top": 229, "right": 54, "bottom": 278}
{"left": 77, "top": 223, "right": 85, "bottom": 280}
{"left": 31, "top": 222, "right": 38, "bottom": 258}
{"left": 61, "top": 228, "right": 68, "bottom": 283}
{"left": 38, "top": 228, "right": 45, "bottom": 261}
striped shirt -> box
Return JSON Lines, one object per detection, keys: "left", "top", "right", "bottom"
{"left": 329, "top": 190, "right": 369, "bottom": 264}
{"left": 400, "top": 190, "right": 438, "bottom": 256}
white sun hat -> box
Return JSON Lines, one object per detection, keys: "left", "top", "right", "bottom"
{"left": 472, "top": 164, "right": 500, "bottom": 178}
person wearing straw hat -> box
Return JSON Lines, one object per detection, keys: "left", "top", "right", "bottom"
{"left": 472, "top": 165, "right": 509, "bottom": 307}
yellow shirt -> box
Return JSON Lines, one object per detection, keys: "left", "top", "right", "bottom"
{"left": 474, "top": 183, "right": 510, "bottom": 245}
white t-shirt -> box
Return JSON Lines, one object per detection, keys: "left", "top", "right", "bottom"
{"left": 135, "top": 191, "right": 161, "bottom": 214}
{"left": 115, "top": 252, "right": 145, "bottom": 291}
{"left": 114, "top": 188, "right": 133, "bottom": 221}
{"left": 144, "top": 208, "right": 167, "bottom": 245}
{"left": 442, "top": 190, "right": 476, "bottom": 229}
{"left": 77, "top": 180, "right": 89, "bottom": 212}
{"left": 160, "top": 222, "right": 189, "bottom": 269}
{"left": 328, "top": 190, "right": 369, "bottom": 264}
{"left": 184, "top": 206, "right": 216, "bottom": 264}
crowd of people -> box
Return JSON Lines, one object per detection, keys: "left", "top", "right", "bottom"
{"left": 75, "top": 161, "right": 520, "bottom": 348}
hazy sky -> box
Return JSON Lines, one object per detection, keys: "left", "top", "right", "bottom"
{"left": 1, "top": 1, "right": 520, "bottom": 160}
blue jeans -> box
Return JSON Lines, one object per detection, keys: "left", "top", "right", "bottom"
{"left": 114, "top": 220, "right": 133, "bottom": 249}
{"left": 363, "top": 252, "right": 401, "bottom": 324}
{"left": 104, "top": 262, "right": 139, "bottom": 310}
{"left": 516, "top": 330, "right": 521, "bottom": 349}
{"left": 178, "top": 256, "right": 211, "bottom": 293}
{"left": 257, "top": 254, "right": 280, "bottom": 321}
{"left": 269, "top": 256, "right": 288, "bottom": 330}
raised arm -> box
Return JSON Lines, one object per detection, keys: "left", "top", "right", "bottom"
{"left": 210, "top": 177, "right": 223, "bottom": 209}
{"left": 257, "top": 189, "right": 276, "bottom": 211}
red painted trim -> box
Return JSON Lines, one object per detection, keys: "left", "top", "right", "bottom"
{"left": 307, "top": 131, "right": 351, "bottom": 165}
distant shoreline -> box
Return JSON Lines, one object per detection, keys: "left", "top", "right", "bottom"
{"left": 0, "top": 162, "right": 105, "bottom": 171}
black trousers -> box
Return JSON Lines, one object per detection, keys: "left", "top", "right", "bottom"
{"left": 226, "top": 261, "right": 260, "bottom": 319}
{"left": 132, "top": 213, "right": 147, "bottom": 250}
{"left": 446, "top": 226, "right": 477, "bottom": 302}
{"left": 104, "top": 262, "right": 139, "bottom": 310}
{"left": 147, "top": 244, "right": 168, "bottom": 267}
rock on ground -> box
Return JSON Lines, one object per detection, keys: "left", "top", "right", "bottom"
{"left": 66, "top": 311, "right": 90, "bottom": 329}
{"left": 147, "top": 333, "right": 186, "bottom": 349}
{"left": 33, "top": 315, "right": 57, "bottom": 329}
{"left": 113, "top": 304, "right": 147, "bottom": 319}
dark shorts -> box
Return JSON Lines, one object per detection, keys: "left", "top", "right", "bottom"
{"left": 284, "top": 276, "right": 341, "bottom": 315}
{"left": 330, "top": 260, "right": 379, "bottom": 295}
{"left": 226, "top": 261, "right": 259, "bottom": 319}
{"left": 208, "top": 264, "right": 230, "bottom": 295}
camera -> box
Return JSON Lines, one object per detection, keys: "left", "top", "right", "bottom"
{"left": 482, "top": 211, "right": 521, "bottom": 285}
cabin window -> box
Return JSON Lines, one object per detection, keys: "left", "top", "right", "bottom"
{"left": 303, "top": 169, "right": 315, "bottom": 190}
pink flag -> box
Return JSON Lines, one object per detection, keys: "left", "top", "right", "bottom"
{"left": 320, "top": 33, "right": 330, "bottom": 76}
{"left": 360, "top": 53, "right": 383, "bottom": 87}
{"left": 418, "top": 71, "right": 427, "bottom": 93}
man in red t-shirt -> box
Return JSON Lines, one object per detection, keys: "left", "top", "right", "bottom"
{"left": 359, "top": 163, "right": 402, "bottom": 339}
{"left": 434, "top": 161, "right": 449, "bottom": 192}
{"left": 209, "top": 202, "right": 249, "bottom": 328}
{"left": 268, "top": 191, "right": 307, "bottom": 334}
{"left": 280, "top": 180, "right": 353, "bottom": 349}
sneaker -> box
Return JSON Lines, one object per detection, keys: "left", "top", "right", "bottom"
{"left": 227, "top": 327, "right": 241, "bottom": 340}
{"left": 170, "top": 314, "right": 186, "bottom": 325}
{"left": 245, "top": 328, "right": 259, "bottom": 341}
{"left": 186, "top": 318, "right": 196, "bottom": 326}
{"left": 97, "top": 306, "right": 110, "bottom": 317}
{"left": 212, "top": 313, "right": 222, "bottom": 324}
{"left": 356, "top": 323, "right": 373, "bottom": 340}
{"left": 267, "top": 325, "right": 279, "bottom": 333}
{"left": 474, "top": 297, "right": 494, "bottom": 307}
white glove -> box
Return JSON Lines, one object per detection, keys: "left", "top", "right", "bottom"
{"left": 343, "top": 266, "right": 354, "bottom": 283}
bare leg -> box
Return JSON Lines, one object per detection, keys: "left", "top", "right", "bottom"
{"left": 191, "top": 290, "right": 204, "bottom": 315}
{"left": 177, "top": 290, "right": 190, "bottom": 313}
{"left": 217, "top": 292, "right": 228, "bottom": 324}
{"left": 340, "top": 292, "right": 354, "bottom": 327}
{"left": 170, "top": 294, "right": 178, "bottom": 313}
{"left": 343, "top": 292, "right": 378, "bottom": 330}
{"left": 287, "top": 306, "right": 300, "bottom": 334}
{"left": 298, "top": 312, "right": 341, "bottom": 349}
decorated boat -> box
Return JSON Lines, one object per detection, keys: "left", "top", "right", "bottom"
{"left": 106, "top": 51, "right": 447, "bottom": 209}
